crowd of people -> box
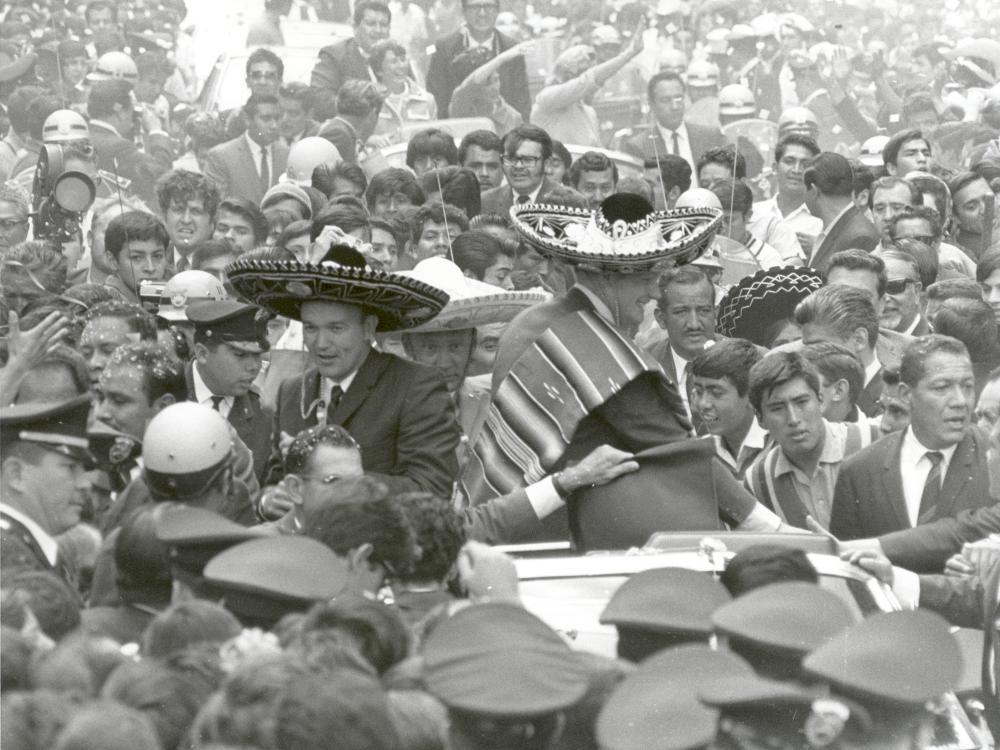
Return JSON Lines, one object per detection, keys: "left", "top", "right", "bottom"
{"left": 2, "top": 0, "right": 1000, "bottom": 747}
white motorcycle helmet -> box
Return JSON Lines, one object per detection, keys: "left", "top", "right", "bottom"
{"left": 42, "top": 109, "right": 90, "bottom": 144}
{"left": 143, "top": 402, "right": 233, "bottom": 499}
{"left": 157, "top": 270, "right": 227, "bottom": 321}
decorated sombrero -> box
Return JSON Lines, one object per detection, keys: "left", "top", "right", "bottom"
{"left": 226, "top": 258, "right": 449, "bottom": 333}
{"left": 400, "top": 257, "right": 549, "bottom": 333}
{"left": 510, "top": 193, "right": 723, "bottom": 273}
{"left": 716, "top": 266, "right": 823, "bottom": 346}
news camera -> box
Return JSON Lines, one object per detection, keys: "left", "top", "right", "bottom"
{"left": 31, "top": 143, "right": 98, "bottom": 244}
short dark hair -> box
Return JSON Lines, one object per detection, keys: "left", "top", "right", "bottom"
{"left": 501, "top": 124, "right": 553, "bottom": 163}
{"left": 644, "top": 154, "right": 692, "bottom": 193}
{"left": 709, "top": 177, "right": 753, "bottom": 214}
{"left": 899, "top": 334, "right": 970, "bottom": 387}
{"left": 568, "top": 151, "right": 618, "bottom": 189}
{"left": 849, "top": 159, "right": 875, "bottom": 196}
{"left": 217, "top": 197, "right": 269, "bottom": 245}
{"left": 408, "top": 202, "right": 470, "bottom": 245}
{"left": 977, "top": 249, "right": 1000, "bottom": 284}
{"left": 190, "top": 239, "right": 237, "bottom": 273}
{"left": 365, "top": 167, "right": 425, "bottom": 212}
{"left": 647, "top": 70, "right": 685, "bottom": 102}
{"left": 299, "top": 596, "right": 409, "bottom": 675}
{"left": 774, "top": 133, "right": 820, "bottom": 163}
{"left": 370, "top": 214, "right": 409, "bottom": 251}
{"left": 459, "top": 130, "right": 503, "bottom": 164}
{"left": 869, "top": 176, "right": 920, "bottom": 210}
{"left": 748, "top": 351, "right": 822, "bottom": 413}
{"left": 720, "top": 544, "right": 818, "bottom": 597}
{"left": 882, "top": 128, "right": 931, "bottom": 169}
{"left": 311, "top": 202, "right": 372, "bottom": 242}
{"left": 698, "top": 145, "right": 746, "bottom": 181}
{"left": 406, "top": 128, "right": 458, "bottom": 170}
{"left": 690, "top": 338, "right": 763, "bottom": 396}
{"left": 658, "top": 264, "right": 714, "bottom": 306}
{"left": 907, "top": 171, "right": 951, "bottom": 221}
{"left": 888, "top": 204, "right": 942, "bottom": 242}
{"left": 155, "top": 169, "right": 221, "bottom": 219}
{"left": 902, "top": 92, "right": 938, "bottom": 124}
{"left": 284, "top": 424, "right": 361, "bottom": 476}
{"left": 926, "top": 277, "right": 982, "bottom": 303}
{"left": 142, "top": 600, "right": 241, "bottom": 659}
{"left": 313, "top": 161, "right": 368, "bottom": 198}
{"left": 396, "top": 493, "right": 466, "bottom": 584}
{"left": 25, "top": 94, "right": 62, "bottom": 141}
{"left": 336, "top": 80, "right": 384, "bottom": 118}
{"left": 3, "top": 570, "right": 81, "bottom": 641}
{"left": 85, "top": 300, "right": 158, "bottom": 341}
{"left": 6, "top": 86, "right": 48, "bottom": 136}
{"left": 884, "top": 240, "right": 937, "bottom": 288}
{"left": 246, "top": 47, "right": 284, "bottom": 80}
{"left": 929, "top": 300, "right": 997, "bottom": 360}
{"left": 245, "top": 92, "right": 280, "bottom": 118}
{"left": 801, "top": 341, "right": 865, "bottom": 407}
{"left": 419, "top": 166, "right": 481, "bottom": 219}
{"left": 451, "top": 230, "right": 507, "bottom": 280}
{"left": 278, "top": 80, "right": 312, "bottom": 108}
{"left": 948, "top": 171, "right": 986, "bottom": 203}
{"left": 794, "top": 285, "right": 880, "bottom": 352}
{"left": 825, "top": 249, "right": 887, "bottom": 298}
{"left": 354, "top": 0, "right": 391, "bottom": 24}
{"left": 106, "top": 342, "right": 187, "bottom": 403}
{"left": 803, "top": 152, "right": 854, "bottom": 197}
{"left": 104, "top": 210, "right": 170, "bottom": 262}
{"left": 87, "top": 78, "right": 132, "bottom": 119}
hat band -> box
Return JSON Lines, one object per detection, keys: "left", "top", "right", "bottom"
{"left": 18, "top": 431, "right": 89, "bottom": 449}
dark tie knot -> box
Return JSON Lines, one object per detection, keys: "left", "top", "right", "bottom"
{"left": 925, "top": 451, "right": 944, "bottom": 467}
{"left": 210, "top": 395, "right": 225, "bottom": 411}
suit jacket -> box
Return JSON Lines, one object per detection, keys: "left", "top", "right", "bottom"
{"left": 88, "top": 120, "right": 173, "bottom": 207}
{"left": 185, "top": 362, "right": 273, "bottom": 483}
{"left": 426, "top": 29, "right": 531, "bottom": 120}
{"left": 480, "top": 176, "right": 571, "bottom": 218}
{"left": 808, "top": 204, "right": 880, "bottom": 272}
{"left": 855, "top": 368, "right": 884, "bottom": 418}
{"left": 620, "top": 122, "right": 727, "bottom": 167}
{"left": 310, "top": 38, "right": 374, "bottom": 97}
{"left": 271, "top": 349, "right": 460, "bottom": 497}
{"left": 919, "top": 554, "right": 1000, "bottom": 734}
{"left": 880, "top": 502, "right": 1000, "bottom": 572}
{"left": 830, "top": 428, "right": 993, "bottom": 546}
{"left": 202, "top": 135, "right": 289, "bottom": 205}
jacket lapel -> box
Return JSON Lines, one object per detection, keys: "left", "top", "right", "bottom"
{"left": 330, "top": 349, "right": 390, "bottom": 424}
{"left": 882, "top": 432, "right": 911, "bottom": 529}
{"left": 939, "top": 430, "right": 977, "bottom": 516}
{"left": 234, "top": 137, "right": 260, "bottom": 201}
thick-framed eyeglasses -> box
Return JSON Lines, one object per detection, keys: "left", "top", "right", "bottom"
{"left": 503, "top": 155, "right": 543, "bottom": 167}
{"left": 885, "top": 278, "right": 918, "bottom": 295}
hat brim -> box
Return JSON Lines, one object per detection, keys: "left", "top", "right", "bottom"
{"left": 716, "top": 266, "right": 823, "bottom": 346}
{"left": 226, "top": 259, "right": 449, "bottom": 332}
{"left": 406, "top": 290, "right": 548, "bottom": 333}
{"left": 510, "top": 203, "right": 723, "bottom": 273}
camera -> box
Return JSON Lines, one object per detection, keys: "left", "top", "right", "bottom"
{"left": 31, "top": 144, "right": 97, "bottom": 243}
{"left": 139, "top": 279, "right": 167, "bottom": 310}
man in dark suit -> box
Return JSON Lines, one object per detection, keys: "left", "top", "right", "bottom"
{"left": 0, "top": 396, "right": 93, "bottom": 586}
{"left": 621, "top": 71, "right": 727, "bottom": 179}
{"left": 316, "top": 81, "right": 385, "bottom": 163}
{"left": 86, "top": 78, "right": 173, "bottom": 207}
{"left": 425, "top": 0, "right": 531, "bottom": 120}
{"left": 310, "top": 0, "right": 390, "bottom": 100}
{"left": 203, "top": 93, "right": 288, "bottom": 205}
{"left": 186, "top": 301, "right": 274, "bottom": 483}
{"left": 830, "top": 335, "right": 992, "bottom": 543}
{"left": 803, "top": 152, "right": 879, "bottom": 271}
{"left": 480, "top": 125, "right": 583, "bottom": 216}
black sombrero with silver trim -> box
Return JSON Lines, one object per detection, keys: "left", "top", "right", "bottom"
{"left": 510, "top": 193, "right": 723, "bottom": 273}
{"left": 716, "top": 266, "right": 823, "bottom": 346}
{"left": 226, "top": 258, "right": 449, "bottom": 332}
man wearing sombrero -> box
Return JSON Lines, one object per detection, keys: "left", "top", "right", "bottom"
{"left": 462, "top": 193, "right": 789, "bottom": 543}
{"left": 227, "top": 246, "right": 461, "bottom": 498}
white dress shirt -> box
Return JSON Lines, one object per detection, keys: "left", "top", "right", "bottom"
{"left": 898, "top": 427, "right": 958, "bottom": 527}
{"left": 192, "top": 362, "right": 233, "bottom": 418}
{"left": 656, "top": 122, "right": 696, "bottom": 176}
{"left": 863, "top": 355, "right": 882, "bottom": 387}
{"left": 319, "top": 364, "right": 363, "bottom": 424}
{"left": 244, "top": 132, "right": 272, "bottom": 182}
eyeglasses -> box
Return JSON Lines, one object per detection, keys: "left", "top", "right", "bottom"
{"left": 503, "top": 155, "right": 543, "bottom": 167}
{"left": 0, "top": 218, "right": 28, "bottom": 231}
{"left": 885, "top": 278, "right": 918, "bottom": 295}
{"left": 249, "top": 70, "right": 279, "bottom": 81}
{"left": 892, "top": 234, "right": 935, "bottom": 246}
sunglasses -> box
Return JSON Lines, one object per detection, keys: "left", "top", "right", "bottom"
{"left": 892, "top": 234, "right": 935, "bottom": 246}
{"left": 885, "top": 278, "right": 918, "bottom": 295}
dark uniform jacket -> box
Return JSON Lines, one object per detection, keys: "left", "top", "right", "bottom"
{"left": 185, "top": 362, "right": 274, "bottom": 483}
{"left": 830, "top": 427, "right": 993, "bottom": 546}
{"left": 270, "top": 348, "right": 460, "bottom": 497}
{"left": 1, "top": 508, "right": 58, "bottom": 578}
{"left": 310, "top": 38, "right": 374, "bottom": 98}
{"left": 808, "top": 204, "right": 880, "bottom": 272}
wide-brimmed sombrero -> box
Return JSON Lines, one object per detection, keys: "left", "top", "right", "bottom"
{"left": 400, "top": 257, "right": 549, "bottom": 333}
{"left": 716, "top": 266, "right": 823, "bottom": 346}
{"left": 510, "top": 193, "right": 723, "bottom": 273}
{"left": 226, "top": 258, "right": 449, "bottom": 332}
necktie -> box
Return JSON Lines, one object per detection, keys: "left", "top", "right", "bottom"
{"left": 917, "top": 451, "right": 944, "bottom": 525}
{"left": 516, "top": 194, "right": 530, "bottom": 204}
{"left": 210, "top": 395, "right": 225, "bottom": 412}
{"left": 326, "top": 385, "right": 344, "bottom": 423}
{"left": 176, "top": 254, "right": 188, "bottom": 272}
{"left": 670, "top": 130, "right": 680, "bottom": 156}
{"left": 259, "top": 145, "right": 270, "bottom": 191}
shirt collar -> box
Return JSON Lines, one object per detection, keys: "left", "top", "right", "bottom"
{"left": 864, "top": 355, "right": 882, "bottom": 387}
{"left": 192, "top": 362, "right": 233, "bottom": 410}
{"left": 572, "top": 283, "right": 616, "bottom": 324}
{"left": 656, "top": 121, "right": 688, "bottom": 141}
{"left": 320, "top": 353, "right": 367, "bottom": 408}
{"left": 464, "top": 27, "right": 496, "bottom": 50}
{"left": 774, "top": 419, "right": 843, "bottom": 478}
{"left": 244, "top": 131, "right": 268, "bottom": 158}
{"left": 900, "top": 425, "right": 959, "bottom": 470}
{"left": 0, "top": 503, "right": 59, "bottom": 565}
